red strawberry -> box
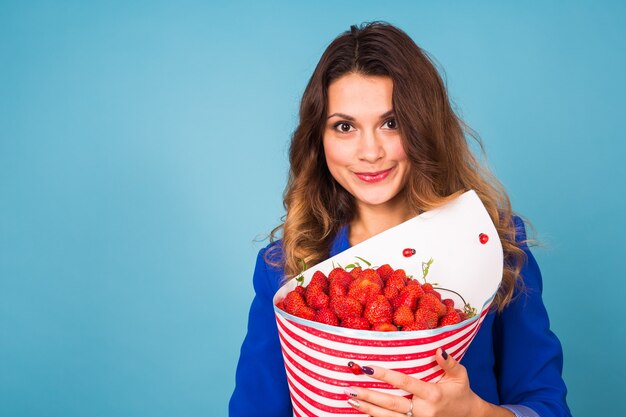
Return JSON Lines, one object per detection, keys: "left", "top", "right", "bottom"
{"left": 356, "top": 269, "right": 384, "bottom": 287}
{"left": 349, "top": 285, "right": 382, "bottom": 305}
{"left": 306, "top": 282, "right": 325, "bottom": 295}
{"left": 294, "top": 285, "right": 306, "bottom": 296}
{"left": 372, "top": 323, "right": 397, "bottom": 332}
{"left": 393, "top": 305, "right": 415, "bottom": 328}
{"left": 315, "top": 308, "right": 339, "bottom": 326}
{"left": 329, "top": 281, "right": 348, "bottom": 298}
{"left": 283, "top": 291, "right": 307, "bottom": 316}
{"left": 364, "top": 295, "right": 393, "bottom": 325}
{"left": 295, "top": 305, "right": 316, "bottom": 320}
{"left": 349, "top": 285, "right": 381, "bottom": 305}
{"left": 414, "top": 308, "right": 438, "bottom": 329}
{"left": 422, "top": 284, "right": 442, "bottom": 300}
{"left": 306, "top": 288, "right": 330, "bottom": 310}
{"left": 439, "top": 309, "right": 461, "bottom": 327}
{"left": 342, "top": 316, "right": 370, "bottom": 330}
{"left": 349, "top": 266, "right": 362, "bottom": 278}
{"left": 331, "top": 296, "right": 363, "bottom": 320}
{"left": 392, "top": 291, "right": 414, "bottom": 311}
{"left": 392, "top": 285, "right": 424, "bottom": 311}
{"left": 275, "top": 300, "right": 285, "bottom": 311}
{"left": 383, "top": 285, "right": 399, "bottom": 300}
{"left": 393, "top": 269, "right": 407, "bottom": 280}
{"left": 309, "top": 270, "right": 329, "bottom": 292}
{"left": 402, "top": 321, "right": 425, "bottom": 331}
{"left": 329, "top": 267, "right": 353, "bottom": 284}
{"left": 376, "top": 264, "right": 394, "bottom": 281}
{"left": 386, "top": 269, "right": 407, "bottom": 291}
{"left": 406, "top": 278, "right": 421, "bottom": 286}
{"left": 456, "top": 309, "right": 468, "bottom": 321}
{"left": 419, "top": 293, "right": 447, "bottom": 318}
{"left": 442, "top": 298, "right": 455, "bottom": 312}
{"left": 349, "top": 269, "right": 383, "bottom": 305}
{"left": 406, "top": 283, "right": 425, "bottom": 298}
{"left": 408, "top": 317, "right": 430, "bottom": 330}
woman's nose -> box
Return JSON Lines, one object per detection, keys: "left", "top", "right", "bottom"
{"left": 357, "top": 129, "right": 384, "bottom": 163}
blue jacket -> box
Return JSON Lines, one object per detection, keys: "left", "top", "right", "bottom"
{"left": 230, "top": 218, "right": 571, "bottom": 416}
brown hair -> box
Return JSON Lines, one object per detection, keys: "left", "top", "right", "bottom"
{"left": 268, "top": 21, "right": 526, "bottom": 311}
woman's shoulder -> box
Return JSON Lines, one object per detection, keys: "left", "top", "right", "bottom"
{"left": 252, "top": 239, "right": 286, "bottom": 296}
{"left": 507, "top": 214, "right": 544, "bottom": 296}
{"left": 511, "top": 214, "right": 529, "bottom": 244}
{"left": 257, "top": 239, "right": 284, "bottom": 268}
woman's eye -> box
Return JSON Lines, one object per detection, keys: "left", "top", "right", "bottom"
{"left": 334, "top": 122, "right": 354, "bottom": 133}
{"left": 384, "top": 118, "right": 397, "bottom": 129}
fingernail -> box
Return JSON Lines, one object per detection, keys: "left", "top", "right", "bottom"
{"left": 362, "top": 366, "right": 374, "bottom": 375}
{"left": 347, "top": 398, "right": 360, "bottom": 408}
{"left": 343, "top": 387, "right": 358, "bottom": 397}
{"left": 441, "top": 348, "right": 448, "bottom": 360}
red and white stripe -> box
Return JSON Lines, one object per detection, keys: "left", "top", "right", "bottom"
{"left": 275, "top": 306, "right": 490, "bottom": 417}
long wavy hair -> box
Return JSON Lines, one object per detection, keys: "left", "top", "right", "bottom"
{"left": 268, "top": 21, "right": 526, "bottom": 311}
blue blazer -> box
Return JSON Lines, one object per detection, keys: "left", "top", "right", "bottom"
{"left": 229, "top": 218, "right": 571, "bottom": 416}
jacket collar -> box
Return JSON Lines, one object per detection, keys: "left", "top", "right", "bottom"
{"left": 330, "top": 224, "right": 350, "bottom": 256}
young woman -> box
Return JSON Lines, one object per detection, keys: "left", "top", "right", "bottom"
{"left": 230, "top": 22, "right": 571, "bottom": 417}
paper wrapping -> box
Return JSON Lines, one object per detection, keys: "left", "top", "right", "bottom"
{"left": 273, "top": 190, "right": 503, "bottom": 417}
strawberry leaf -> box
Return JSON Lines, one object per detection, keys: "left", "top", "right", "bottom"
{"left": 354, "top": 256, "right": 371, "bottom": 267}
{"left": 295, "top": 274, "right": 304, "bottom": 286}
{"left": 422, "top": 258, "right": 434, "bottom": 280}
{"left": 464, "top": 303, "right": 477, "bottom": 318}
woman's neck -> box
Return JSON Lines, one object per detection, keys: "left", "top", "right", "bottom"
{"left": 348, "top": 197, "right": 416, "bottom": 246}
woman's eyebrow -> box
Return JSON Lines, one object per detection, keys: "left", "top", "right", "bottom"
{"left": 327, "top": 112, "right": 355, "bottom": 120}
{"left": 327, "top": 110, "right": 394, "bottom": 120}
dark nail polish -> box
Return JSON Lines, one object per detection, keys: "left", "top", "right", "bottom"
{"left": 441, "top": 349, "right": 448, "bottom": 360}
{"left": 362, "top": 366, "right": 374, "bottom": 375}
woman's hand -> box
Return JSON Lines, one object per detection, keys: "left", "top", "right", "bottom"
{"left": 344, "top": 348, "right": 514, "bottom": 417}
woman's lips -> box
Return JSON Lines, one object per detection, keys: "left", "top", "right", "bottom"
{"left": 354, "top": 167, "right": 393, "bottom": 183}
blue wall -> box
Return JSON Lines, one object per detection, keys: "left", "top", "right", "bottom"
{"left": 1, "top": 1, "right": 624, "bottom": 416}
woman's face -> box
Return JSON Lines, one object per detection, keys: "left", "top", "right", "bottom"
{"left": 323, "top": 73, "right": 410, "bottom": 211}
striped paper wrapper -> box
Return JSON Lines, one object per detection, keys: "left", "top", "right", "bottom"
{"left": 273, "top": 190, "right": 504, "bottom": 417}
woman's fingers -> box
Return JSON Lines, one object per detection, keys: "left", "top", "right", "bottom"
{"left": 361, "top": 364, "right": 434, "bottom": 399}
{"left": 346, "top": 387, "right": 412, "bottom": 415}
{"left": 347, "top": 396, "right": 412, "bottom": 417}
{"left": 347, "top": 348, "right": 470, "bottom": 415}
{"left": 434, "top": 348, "right": 468, "bottom": 381}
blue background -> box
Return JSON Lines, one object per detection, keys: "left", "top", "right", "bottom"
{"left": 1, "top": 1, "right": 625, "bottom": 416}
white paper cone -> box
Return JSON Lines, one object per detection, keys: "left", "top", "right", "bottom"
{"left": 273, "top": 190, "right": 503, "bottom": 417}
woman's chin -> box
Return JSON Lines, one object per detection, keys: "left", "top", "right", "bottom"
{"left": 354, "top": 193, "right": 400, "bottom": 208}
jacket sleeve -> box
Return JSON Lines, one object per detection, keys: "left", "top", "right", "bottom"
{"left": 229, "top": 248, "right": 292, "bottom": 417}
{"left": 493, "top": 217, "right": 572, "bottom": 417}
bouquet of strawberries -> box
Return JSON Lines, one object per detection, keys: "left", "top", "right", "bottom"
{"left": 276, "top": 257, "right": 477, "bottom": 333}
{"left": 272, "top": 191, "right": 503, "bottom": 417}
